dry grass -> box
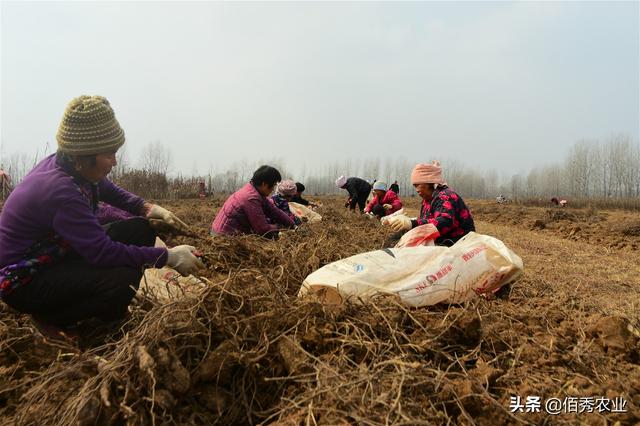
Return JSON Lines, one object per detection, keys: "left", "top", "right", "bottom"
{"left": 0, "top": 197, "right": 638, "bottom": 425}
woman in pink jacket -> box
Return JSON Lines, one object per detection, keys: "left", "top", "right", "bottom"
{"left": 210, "top": 166, "right": 295, "bottom": 238}
{"left": 364, "top": 181, "right": 403, "bottom": 219}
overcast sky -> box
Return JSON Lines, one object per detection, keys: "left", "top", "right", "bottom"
{"left": 1, "top": 1, "right": 638, "bottom": 178}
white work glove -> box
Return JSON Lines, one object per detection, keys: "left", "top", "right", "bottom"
{"left": 383, "top": 204, "right": 392, "bottom": 210}
{"left": 166, "top": 245, "right": 205, "bottom": 276}
{"left": 387, "top": 215, "right": 413, "bottom": 232}
{"left": 147, "top": 204, "right": 190, "bottom": 235}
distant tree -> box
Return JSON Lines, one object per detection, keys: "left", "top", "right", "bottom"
{"left": 110, "top": 145, "right": 129, "bottom": 181}
{"left": 140, "top": 141, "right": 171, "bottom": 175}
{"left": 510, "top": 174, "right": 524, "bottom": 199}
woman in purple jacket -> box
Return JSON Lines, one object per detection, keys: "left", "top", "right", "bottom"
{"left": 0, "top": 95, "right": 204, "bottom": 342}
{"left": 211, "top": 165, "right": 295, "bottom": 238}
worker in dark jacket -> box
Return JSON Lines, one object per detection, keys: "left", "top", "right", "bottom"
{"left": 389, "top": 181, "right": 400, "bottom": 194}
{"left": 291, "top": 182, "right": 317, "bottom": 208}
{"left": 336, "top": 175, "right": 372, "bottom": 213}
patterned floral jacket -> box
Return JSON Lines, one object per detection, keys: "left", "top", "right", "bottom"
{"left": 271, "top": 194, "right": 301, "bottom": 226}
{"left": 411, "top": 185, "right": 475, "bottom": 246}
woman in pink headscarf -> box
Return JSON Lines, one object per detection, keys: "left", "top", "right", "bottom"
{"left": 271, "top": 179, "right": 302, "bottom": 225}
{"left": 386, "top": 161, "right": 475, "bottom": 246}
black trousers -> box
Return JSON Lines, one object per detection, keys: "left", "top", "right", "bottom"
{"left": 3, "top": 218, "right": 156, "bottom": 327}
{"left": 350, "top": 194, "right": 368, "bottom": 212}
{"left": 371, "top": 204, "right": 386, "bottom": 219}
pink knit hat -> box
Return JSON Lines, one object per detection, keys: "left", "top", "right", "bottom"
{"left": 277, "top": 179, "right": 297, "bottom": 196}
{"left": 411, "top": 160, "right": 445, "bottom": 185}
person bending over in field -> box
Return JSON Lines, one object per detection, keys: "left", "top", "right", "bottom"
{"left": 0, "top": 96, "right": 204, "bottom": 344}
{"left": 210, "top": 165, "right": 295, "bottom": 238}
{"left": 271, "top": 179, "right": 302, "bottom": 226}
{"left": 364, "top": 181, "right": 403, "bottom": 219}
{"left": 336, "top": 175, "right": 372, "bottom": 213}
{"left": 385, "top": 161, "right": 475, "bottom": 247}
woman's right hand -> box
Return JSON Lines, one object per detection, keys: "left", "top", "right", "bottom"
{"left": 387, "top": 215, "right": 413, "bottom": 232}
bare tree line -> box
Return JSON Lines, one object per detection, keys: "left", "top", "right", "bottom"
{"left": 1, "top": 135, "right": 638, "bottom": 202}
{"left": 508, "top": 134, "right": 639, "bottom": 200}
{"left": 0, "top": 142, "right": 54, "bottom": 186}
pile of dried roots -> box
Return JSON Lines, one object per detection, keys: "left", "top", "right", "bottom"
{"left": 0, "top": 199, "right": 638, "bottom": 425}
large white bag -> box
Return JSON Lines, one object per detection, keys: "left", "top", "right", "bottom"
{"left": 139, "top": 267, "right": 207, "bottom": 303}
{"left": 138, "top": 237, "right": 207, "bottom": 302}
{"left": 299, "top": 232, "right": 523, "bottom": 307}
{"left": 289, "top": 201, "right": 322, "bottom": 223}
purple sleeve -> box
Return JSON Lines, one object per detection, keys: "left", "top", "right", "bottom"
{"left": 265, "top": 198, "right": 295, "bottom": 228}
{"left": 53, "top": 192, "right": 167, "bottom": 268}
{"left": 99, "top": 178, "right": 146, "bottom": 216}
{"left": 242, "top": 196, "right": 279, "bottom": 235}
{"left": 96, "top": 203, "right": 134, "bottom": 225}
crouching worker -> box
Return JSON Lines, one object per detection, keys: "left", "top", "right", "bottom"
{"left": 291, "top": 182, "right": 317, "bottom": 208}
{"left": 386, "top": 161, "right": 475, "bottom": 246}
{"left": 364, "top": 181, "right": 403, "bottom": 219}
{"left": 210, "top": 165, "right": 295, "bottom": 238}
{"left": 0, "top": 96, "right": 204, "bottom": 343}
{"left": 272, "top": 179, "right": 302, "bottom": 225}
{"left": 336, "top": 175, "right": 372, "bottom": 213}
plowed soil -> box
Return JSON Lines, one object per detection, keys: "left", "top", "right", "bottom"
{"left": 0, "top": 196, "right": 638, "bottom": 425}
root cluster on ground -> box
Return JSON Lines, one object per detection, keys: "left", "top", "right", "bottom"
{"left": 0, "top": 198, "right": 638, "bottom": 425}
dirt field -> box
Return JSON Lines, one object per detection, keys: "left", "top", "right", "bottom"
{"left": 0, "top": 196, "right": 638, "bottom": 425}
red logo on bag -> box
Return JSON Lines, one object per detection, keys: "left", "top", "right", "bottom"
{"left": 462, "top": 246, "right": 486, "bottom": 262}
{"left": 416, "top": 264, "right": 453, "bottom": 293}
{"left": 415, "top": 281, "right": 430, "bottom": 293}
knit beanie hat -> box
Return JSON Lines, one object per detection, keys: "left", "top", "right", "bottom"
{"left": 277, "top": 179, "right": 298, "bottom": 197}
{"left": 372, "top": 181, "right": 387, "bottom": 191}
{"left": 56, "top": 95, "right": 125, "bottom": 155}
